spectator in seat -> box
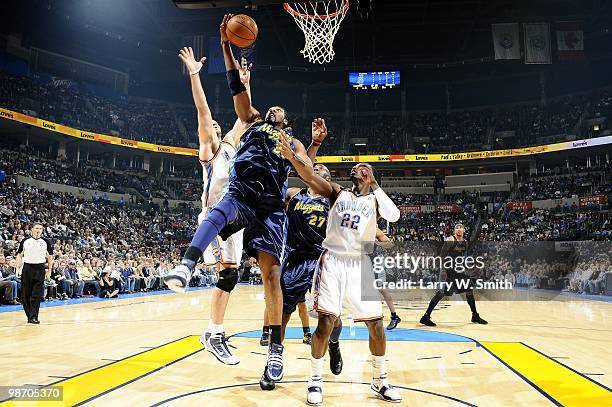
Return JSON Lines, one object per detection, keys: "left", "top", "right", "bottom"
{"left": 587, "top": 263, "right": 609, "bottom": 295}
{"left": 44, "top": 276, "right": 58, "bottom": 301}
{"left": 132, "top": 262, "right": 146, "bottom": 292}
{"left": 66, "top": 259, "right": 84, "bottom": 298}
{"left": 1, "top": 256, "right": 21, "bottom": 300}
{"left": 0, "top": 265, "right": 19, "bottom": 305}
{"left": 142, "top": 261, "right": 155, "bottom": 291}
{"left": 120, "top": 261, "right": 136, "bottom": 293}
{"left": 149, "top": 263, "right": 162, "bottom": 290}
{"left": 52, "top": 259, "right": 71, "bottom": 299}
{"left": 108, "top": 262, "right": 125, "bottom": 292}
{"left": 98, "top": 272, "right": 119, "bottom": 298}
{"left": 156, "top": 262, "right": 170, "bottom": 290}
{"left": 78, "top": 259, "right": 100, "bottom": 297}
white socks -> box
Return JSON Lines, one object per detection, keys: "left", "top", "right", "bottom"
{"left": 207, "top": 322, "right": 224, "bottom": 334}
{"left": 310, "top": 356, "right": 324, "bottom": 380}
{"left": 372, "top": 355, "right": 386, "bottom": 381}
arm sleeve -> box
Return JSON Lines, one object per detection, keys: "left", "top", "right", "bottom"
{"left": 46, "top": 239, "right": 54, "bottom": 255}
{"left": 17, "top": 238, "right": 25, "bottom": 254}
{"left": 373, "top": 188, "right": 400, "bottom": 222}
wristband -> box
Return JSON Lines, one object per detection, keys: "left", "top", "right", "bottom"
{"left": 226, "top": 69, "right": 247, "bottom": 96}
{"left": 311, "top": 140, "right": 322, "bottom": 146}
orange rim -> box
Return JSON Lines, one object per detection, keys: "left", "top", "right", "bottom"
{"left": 283, "top": 0, "right": 349, "bottom": 20}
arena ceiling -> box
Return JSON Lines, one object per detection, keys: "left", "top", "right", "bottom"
{"left": 3, "top": 0, "right": 611, "bottom": 70}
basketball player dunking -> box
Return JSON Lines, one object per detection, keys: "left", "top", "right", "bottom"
{"left": 419, "top": 223, "right": 488, "bottom": 327}
{"left": 165, "top": 14, "right": 323, "bottom": 385}
{"left": 278, "top": 133, "right": 402, "bottom": 404}
{"left": 176, "top": 47, "right": 253, "bottom": 365}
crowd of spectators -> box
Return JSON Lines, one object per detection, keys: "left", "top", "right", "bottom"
{"left": 1, "top": 65, "right": 611, "bottom": 304}
{"left": 516, "top": 167, "right": 611, "bottom": 200}
{"left": 0, "top": 72, "right": 181, "bottom": 147}
{"left": 480, "top": 209, "right": 611, "bottom": 241}
{"left": 0, "top": 142, "right": 178, "bottom": 200}
{"left": 496, "top": 96, "right": 587, "bottom": 144}
{"left": 3, "top": 70, "right": 612, "bottom": 156}
{"left": 0, "top": 178, "right": 220, "bottom": 305}
{"left": 387, "top": 211, "right": 478, "bottom": 242}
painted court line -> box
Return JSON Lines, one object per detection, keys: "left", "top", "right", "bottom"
{"left": 481, "top": 342, "right": 612, "bottom": 407}
{"left": 0, "top": 335, "right": 203, "bottom": 406}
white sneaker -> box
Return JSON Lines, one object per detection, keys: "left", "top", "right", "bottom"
{"left": 164, "top": 264, "right": 192, "bottom": 293}
{"left": 201, "top": 332, "right": 240, "bottom": 365}
{"left": 306, "top": 377, "right": 323, "bottom": 405}
{"left": 371, "top": 378, "right": 402, "bottom": 403}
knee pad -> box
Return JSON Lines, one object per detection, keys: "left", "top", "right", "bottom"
{"left": 216, "top": 267, "right": 239, "bottom": 293}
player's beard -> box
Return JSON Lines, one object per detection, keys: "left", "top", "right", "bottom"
{"left": 266, "top": 111, "right": 283, "bottom": 125}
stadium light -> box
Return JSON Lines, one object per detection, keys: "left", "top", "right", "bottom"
{"left": 355, "top": 143, "right": 367, "bottom": 146}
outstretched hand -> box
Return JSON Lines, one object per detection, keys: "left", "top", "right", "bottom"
{"left": 311, "top": 118, "right": 328, "bottom": 144}
{"left": 360, "top": 166, "right": 377, "bottom": 187}
{"left": 220, "top": 14, "right": 233, "bottom": 43}
{"left": 178, "top": 47, "right": 206, "bottom": 75}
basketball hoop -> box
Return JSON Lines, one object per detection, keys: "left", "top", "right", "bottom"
{"left": 283, "top": 0, "right": 350, "bottom": 64}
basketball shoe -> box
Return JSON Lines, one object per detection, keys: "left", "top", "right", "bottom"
{"left": 471, "top": 313, "right": 488, "bottom": 324}
{"left": 266, "top": 343, "right": 284, "bottom": 381}
{"left": 164, "top": 264, "right": 192, "bottom": 293}
{"left": 386, "top": 314, "right": 401, "bottom": 330}
{"left": 200, "top": 331, "right": 239, "bottom": 365}
{"left": 328, "top": 340, "right": 343, "bottom": 375}
{"left": 371, "top": 376, "right": 402, "bottom": 403}
{"left": 306, "top": 377, "right": 323, "bottom": 405}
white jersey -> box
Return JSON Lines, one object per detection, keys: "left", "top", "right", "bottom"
{"left": 200, "top": 141, "right": 235, "bottom": 214}
{"left": 322, "top": 189, "right": 378, "bottom": 256}
{"left": 198, "top": 141, "right": 243, "bottom": 267}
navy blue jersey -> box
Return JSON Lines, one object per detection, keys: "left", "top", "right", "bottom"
{"left": 286, "top": 188, "right": 329, "bottom": 257}
{"left": 227, "top": 119, "right": 293, "bottom": 204}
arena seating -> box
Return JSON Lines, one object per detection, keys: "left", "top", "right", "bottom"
{"left": 2, "top": 70, "right": 610, "bottom": 154}
{"left": 1, "top": 68, "right": 611, "bottom": 307}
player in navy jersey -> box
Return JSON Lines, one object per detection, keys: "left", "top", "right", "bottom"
{"left": 282, "top": 182, "right": 329, "bottom": 328}
{"left": 164, "top": 14, "right": 323, "bottom": 387}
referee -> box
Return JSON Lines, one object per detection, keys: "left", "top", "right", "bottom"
{"left": 15, "top": 223, "right": 53, "bottom": 324}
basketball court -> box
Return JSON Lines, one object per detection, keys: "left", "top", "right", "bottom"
{"left": 1, "top": 285, "right": 610, "bottom": 406}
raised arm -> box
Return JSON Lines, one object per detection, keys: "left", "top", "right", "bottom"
{"left": 307, "top": 118, "right": 328, "bottom": 162}
{"left": 224, "top": 57, "right": 253, "bottom": 149}
{"left": 220, "top": 14, "right": 260, "bottom": 124}
{"left": 286, "top": 118, "right": 326, "bottom": 204}
{"left": 279, "top": 133, "right": 343, "bottom": 200}
{"left": 361, "top": 167, "right": 400, "bottom": 223}
{"left": 178, "top": 47, "right": 218, "bottom": 162}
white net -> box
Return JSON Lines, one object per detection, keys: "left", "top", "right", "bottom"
{"left": 283, "top": 1, "right": 349, "bottom": 64}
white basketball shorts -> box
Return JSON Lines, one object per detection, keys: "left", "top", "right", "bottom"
{"left": 198, "top": 210, "right": 243, "bottom": 267}
{"left": 310, "top": 249, "right": 383, "bottom": 321}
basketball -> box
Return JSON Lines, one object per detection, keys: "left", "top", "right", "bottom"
{"left": 227, "top": 14, "right": 258, "bottom": 48}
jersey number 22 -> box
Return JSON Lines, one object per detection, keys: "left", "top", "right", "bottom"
{"left": 340, "top": 213, "right": 360, "bottom": 229}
